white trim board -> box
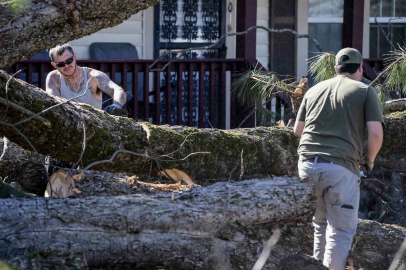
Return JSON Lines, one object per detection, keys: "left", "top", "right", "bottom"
{"left": 308, "top": 17, "right": 343, "bottom": 23}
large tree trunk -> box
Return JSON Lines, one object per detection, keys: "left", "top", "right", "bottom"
{"left": 0, "top": 71, "right": 299, "bottom": 184}
{"left": 1, "top": 70, "right": 405, "bottom": 182}
{"left": 1, "top": 177, "right": 323, "bottom": 270}
{"left": 4, "top": 250, "right": 89, "bottom": 270}
{"left": 376, "top": 110, "right": 406, "bottom": 170}
{"left": 1, "top": 177, "right": 405, "bottom": 270}
{"left": 0, "top": 0, "right": 159, "bottom": 69}
{"left": 0, "top": 137, "right": 47, "bottom": 195}
{"left": 386, "top": 98, "right": 406, "bottom": 113}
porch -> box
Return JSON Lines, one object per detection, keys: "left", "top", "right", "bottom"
{"left": 6, "top": 59, "right": 262, "bottom": 129}
{"left": 6, "top": 56, "right": 385, "bottom": 130}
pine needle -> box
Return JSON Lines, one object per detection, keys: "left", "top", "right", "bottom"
{"left": 382, "top": 45, "right": 406, "bottom": 94}
{"left": 231, "top": 66, "right": 296, "bottom": 107}
{"left": 307, "top": 52, "right": 336, "bottom": 84}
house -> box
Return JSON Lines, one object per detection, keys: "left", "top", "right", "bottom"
{"left": 10, "top": 0, "right": 405, "bottom": 128}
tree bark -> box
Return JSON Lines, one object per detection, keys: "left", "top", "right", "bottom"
{"left": 348, "top": 220, "right": 406, "bottom": 269}
{"left": 386, "top": 98, "right": 406, "bottom": 113}
{"left": 1, "top": 69, "right": 406, "bottom": 184}
{"left": 0, "top": 177, "right": 322, "bottom": 270}
{"left": 1, "top": 70, "right": 406, "bottom": 182}
{"left": 0, "top": 137, "right": 46, "bottom": 195}
{"left": 376, "top": 110, "right": 406, "bottom": 170}
{"left": 5, "top": 250, "right": 89, "bottom": 270}
{"left": 301, "top": 219, "right": 406, "bottom": 270}
{"left": 0, "top": 0, "right": 159, "bottom": 69}
{"left": 1, "top": 177, "right": 406, "bottom": 270}
{"left": 0, "top": 71, "right": 299, "bottom": 184}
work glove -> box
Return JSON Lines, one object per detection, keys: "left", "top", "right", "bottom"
{"left": 103, "top": 102, "right": 128, "bottom": 117}
{"left": 359, "top": 159, "right": 373, "bottom": 178}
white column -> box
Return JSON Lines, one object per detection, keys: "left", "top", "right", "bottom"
{"left": 226, "top": 0, "right": 237, "bottom": 59}
{"left": 363, "top": 0, "right": 370, "bottom": 58}
{"left": 296, "top": 0, "right": 309, "bottom": 81}
{"left": 225, "top": 0, "right": 236, "bottom": 129}
{"left": 256, "top": 0, "right": 270, "bottom": 68}
{"left": 143, "top": 6, "right": 154, "bottom": 59}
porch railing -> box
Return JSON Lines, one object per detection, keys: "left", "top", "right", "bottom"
{"left": 7, "top": 59, "right": 250, "bottom": 129}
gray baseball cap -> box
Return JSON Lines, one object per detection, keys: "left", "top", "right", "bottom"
{"left": 335, "top": 48, "right": 362, "bottom": 66}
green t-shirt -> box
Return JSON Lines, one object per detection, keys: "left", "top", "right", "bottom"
{"left": 297, "top": 75, "right": 384, "bottom": 176}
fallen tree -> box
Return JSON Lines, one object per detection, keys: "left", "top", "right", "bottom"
{"left": 0, "top": 0, "right": 159, "bottom": 69}
{"left": 1, "top": 177, "right": 405, "bottom": 270}
{"left": 1, "top": 70, "right": 406, "bottom": 183}
{"left": 1, "top": 1, "right": 405, "bottom": 269}
{"left": 1, "top": 177, "right": 322, "bottom": 270}
{"left": 1, "top": 70, "right": 406, "bottom": 270}
{"left": 386, "top": 98, "right": 406, "bottom": 113}
{"left": 0, "top": 137, "right": 45, "bottom": 195}
{"left": 0, "top": 70, "right": 299, "bottom": 184}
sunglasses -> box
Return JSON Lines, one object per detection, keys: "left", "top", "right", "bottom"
{"left": 54, "top": 56, "right": 74, "bottom": 68}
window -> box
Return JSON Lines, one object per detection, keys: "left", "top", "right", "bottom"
{"left": 308, "top": 0, "right": 344, "bottom": 58}
{"left": 370, "top": 0, "right": 406, "bottom": 18}
{"left": 309, "top": 0, "right": 343, "bottom": 18}
{"left": 308, "top": 24, "right": 343, "bottom": 55}
{"left": 369, "top": 0, "right": 406, "bottom": 58}
{"left": 370, "top": 24, "right": 406, "bottom": 58}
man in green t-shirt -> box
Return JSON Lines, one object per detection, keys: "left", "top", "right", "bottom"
{"left": 294, "top": 48, "right": 384, "bottom": 270}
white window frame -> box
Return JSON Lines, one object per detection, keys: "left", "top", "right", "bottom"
{"left": 371, "top": 0, "right": 406, "bottom": 19}
{"left": 370, "top": 17, "right": 406, "bottom": 23}
{"left": 308, "top": 17, "right": 343, "bottom": 23}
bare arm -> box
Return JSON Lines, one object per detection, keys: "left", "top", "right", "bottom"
{"left": 45, "top": 72, "right": 61, "bottom": 97}
{"left": 93, "top": 70, "right": 126, "bottom": 106}
{"left": 364, "top": 121, "right": 383, "bottom": 169}
{"left": 294, "top": 120, "right": 305, "bottom": 137}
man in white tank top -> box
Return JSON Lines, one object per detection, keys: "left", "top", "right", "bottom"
{"left": 45, "top": 43, "right": 126, "bottom": 113}
{"left": 43, "top": 43, "right": 127, "bottom": 184}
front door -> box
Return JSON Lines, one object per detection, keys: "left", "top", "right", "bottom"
{"left": 153, "top": 0, "right": 227, "bottom": 127}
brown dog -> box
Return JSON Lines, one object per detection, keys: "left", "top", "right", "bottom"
{"left": 44, "top": 170, "right": 84, "bottom": 198}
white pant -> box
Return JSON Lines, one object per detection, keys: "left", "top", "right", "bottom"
{"left": 298, "top": 157, "right": 360, "bottom": 270}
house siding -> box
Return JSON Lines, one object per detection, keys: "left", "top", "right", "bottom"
{"left": 69, "top": 12, "right": 143, "bottom": 60}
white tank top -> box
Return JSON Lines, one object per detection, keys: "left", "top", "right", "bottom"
{"left": 60, "top": 67, "right": 102, "bottom": 110}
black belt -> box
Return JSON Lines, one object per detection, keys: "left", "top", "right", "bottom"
{"left": 303, "top": 156, "right": 331, "bottom": 164}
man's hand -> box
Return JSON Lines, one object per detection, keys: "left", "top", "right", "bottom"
{"left": 103, "top": 102, "right": 127, "bottom": 116}
{"left": 359, "top": 159, "right": 373, "bottom": 177}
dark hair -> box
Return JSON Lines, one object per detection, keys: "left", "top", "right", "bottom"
{"left": 49, "top": 44, "right": 74, "bottom": 62}
{"left": 336, "top": 64, "right": 361, "bottom": 74}
{"left": 336, "top": 55, "right": 361, "bottom": 74}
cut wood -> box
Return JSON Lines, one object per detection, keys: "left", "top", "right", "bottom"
{"left": 0, "top": 0, "right": 159, "bottom": 69}
{"left": 157, "top": 168, "right": 196, "bottom": 186}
